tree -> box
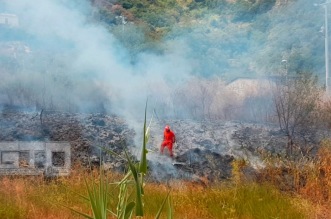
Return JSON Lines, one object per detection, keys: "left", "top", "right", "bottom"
{"left": 273, "top": 72, "right": 322, "bottom": 156}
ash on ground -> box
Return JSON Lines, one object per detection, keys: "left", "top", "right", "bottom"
{"left": 1, "top": 110, "right": 330, "bottom": 182}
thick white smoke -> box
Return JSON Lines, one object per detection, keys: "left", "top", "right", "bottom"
{"left": 1, "top": 0, "right": 192, "bottom": 121}
{"left": 0, "top": 0, "right": 325, "bottom": 179}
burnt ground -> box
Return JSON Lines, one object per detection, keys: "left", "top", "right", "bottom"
{"left": 1, "top": 110, "right": 330, "bottom": 182}
{"left": 0, "top": 110, "right": 135, "bottom": 171}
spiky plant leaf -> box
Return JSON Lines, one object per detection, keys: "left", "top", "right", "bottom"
{"left": 125, "top": 150, "right": 144, "bottom": 216}
{"left": 117, "top": 180, "right": 128, "bottom": 218}
{"left": 139, "top": 100, "right": 148, "bottom": 174}
{"left": 62, "top": 204, "right": 94, "bottom": 219}
{"left": 155, "top": 191, "right": 171, "bottom": 219}
{"left": 124, "top": 201, "right": 135, "bottom": 219}
{"left": 167, "top": 194, "right": 174, "bottom": 219}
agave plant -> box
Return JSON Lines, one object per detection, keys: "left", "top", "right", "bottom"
{"left": 67, "top": 100, "right": 173, "bottom": 219}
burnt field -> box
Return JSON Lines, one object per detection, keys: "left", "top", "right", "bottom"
{"left": 1, "top": 109, "right": 330, "bottom": 182}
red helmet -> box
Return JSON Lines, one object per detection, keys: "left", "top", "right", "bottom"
{"left": 165, "top": 125, "right": 170, "bottom": 131}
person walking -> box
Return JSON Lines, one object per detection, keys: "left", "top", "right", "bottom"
{"left": 160, "top": 125, "right": 176, "bottom": 157}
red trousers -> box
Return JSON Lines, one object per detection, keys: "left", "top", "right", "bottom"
{"left": 161, "top": 141, "right": 174, "bottom": 157}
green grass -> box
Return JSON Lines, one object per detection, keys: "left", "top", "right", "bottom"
{"left": 0, "top": 195, "right": 27, "bottom": 219}
{"left": 0, "top": 176, "right": 313, "bottom": 219}
{"left": 142, "top": 183, "right": 307, "bottom": 219}
{"left": 206, "top": 184, "right": 304, "bottom": 219}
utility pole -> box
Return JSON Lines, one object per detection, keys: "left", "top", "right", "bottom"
{"left": 324, "top": 2, "right": 329, "bottom": 93}
{"left": 315, "top": 1, "right": 331, "bottom": 93}
{"left": 281, "top": 59, "right": 288, "bottom": 77}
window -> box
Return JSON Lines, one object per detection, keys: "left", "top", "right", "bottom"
{"left": 19, "top": 152, "right": 30, "bottom": 168}
{"left": 52, "top": 152, "right": 65, "bottom": 167}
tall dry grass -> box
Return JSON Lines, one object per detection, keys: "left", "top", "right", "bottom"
{"left": 2, "top": 141, "right": 331, "bottom": 218}
{"left": 3, "top": 103, "right": 331, "bottom": 218}
{"left": 0, "top": 165, "right": 131, "bottom": 219}
{"left": 300, "top": 140, "right": 331, "bottom": 203}
{"left": 254, "top": 139, "right": 331, "bottom": 218}
{"left": 0, "top": 167, "right": 312, "bottom": 219}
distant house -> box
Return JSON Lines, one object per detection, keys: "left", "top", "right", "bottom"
{"left": 226, "top": 77, "right": 274, "bottom": 100}
{"left": 0, "top": 13, "right": 19, "bottom": 27}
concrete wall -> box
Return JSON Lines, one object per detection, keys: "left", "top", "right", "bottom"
{"left": 0, "top": 13, "right": 19, "bottom": 27}
{"left": 0, "top": 142, "right": 71, "bottom": 176}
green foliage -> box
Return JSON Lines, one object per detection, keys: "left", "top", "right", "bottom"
{"left": 188, "top": 0, "right": 227, "bottom": 11}
{"left": 0, "top": 196, "right": 27, "bottom": 219}
{"left": 98, "top": 9, "right": 117, "bottom": 25}
{"left": 63, "top": 167, "right": 112, "bottom": 219}
{"left": 139, "top": 100, "right": 149, "bottom": 174}
{"left": 110, "top": 23, "right": 156, "bottom": 60}
{"left": 90, "top": 0, "right": 326, "bottom": 80}
{"left": 143, "top": 183, "right": 307, "bottom": 218}
{"left": 231, "top": 0, "right": 276, "bottom": 22}
{"left": 206, "top": 184, "right": 305, "bottom": 218}
{"left": 124, "top": 150, "right": 144, "bottom": 216}
{"left": 122, "top": 2, "right": 134, "bottom": 10}
{"left": 155, "top": 191, "right": 171, "bottom": 219}
{"left": 67, "top": 101, "right": 173, "bottom": 219}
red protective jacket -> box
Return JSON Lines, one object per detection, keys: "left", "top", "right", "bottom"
{"left": 161, "top": 130, "right": 176, "bottom": 156}
{"left": 163, "top": 130, "right": 176, "bottom": 143}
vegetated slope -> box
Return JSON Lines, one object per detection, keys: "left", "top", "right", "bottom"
{"left": 93, "top": 0, "right": 324, "bottom": 80}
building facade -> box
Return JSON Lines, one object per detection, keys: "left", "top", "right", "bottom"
{"left": 0, "top": 13, "right": 19, "bottom": 27}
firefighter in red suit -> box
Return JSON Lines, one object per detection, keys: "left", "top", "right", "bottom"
{"left": 161, "top": 125, "right": 176, "bottom": 157}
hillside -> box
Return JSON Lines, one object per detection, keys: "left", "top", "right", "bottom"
{"left": 2, "top": 1, "right": 331, "bottom": 218}
{"left": 92, "top": 0, "right": 325, "bottom": 80}
{"left": 0, "top": 0, "right": 326, "bottom": 118}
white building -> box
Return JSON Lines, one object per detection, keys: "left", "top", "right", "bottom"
{"left": 226, "top": 77, "right": 275, "bottom": 100}
{"left": 0, "top": 13, "right": 19, "bottom": 27}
